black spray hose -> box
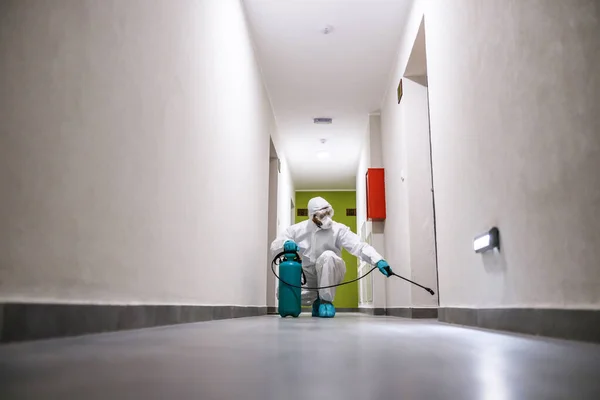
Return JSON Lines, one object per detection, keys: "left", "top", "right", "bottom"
{"left": 271, "top": 251, "right": 435, "bottom": 296}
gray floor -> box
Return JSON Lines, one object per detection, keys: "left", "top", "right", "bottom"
{"left": 1, "top": 314, "right": 600, "bottom": 400}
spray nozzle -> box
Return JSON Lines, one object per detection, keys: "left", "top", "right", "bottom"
{"left": 383, "top": 266, "right": 393, "bottom": 277}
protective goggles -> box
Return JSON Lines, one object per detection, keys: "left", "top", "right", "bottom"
{"left": 313, "top": 206, "right": 334, "bottom": 220}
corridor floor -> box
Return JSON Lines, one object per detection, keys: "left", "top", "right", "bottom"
{"left": 1, "top": 314, "right": 599, "bottom": 399}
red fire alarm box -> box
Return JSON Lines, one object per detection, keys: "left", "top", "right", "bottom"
{"left": 366, "top": 168, "right": 386, "bottom": 220}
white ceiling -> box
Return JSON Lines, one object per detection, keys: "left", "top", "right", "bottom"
{"left": 243, "top": 0, "right": 412, "bottom": 190}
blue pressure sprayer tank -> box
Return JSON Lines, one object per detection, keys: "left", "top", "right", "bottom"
{"left": 278, "top": 250, "right": 303, "bottom": 318}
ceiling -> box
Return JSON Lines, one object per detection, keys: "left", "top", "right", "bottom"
{"left": 243, "top": 0, "right": 412, "bottom": 190}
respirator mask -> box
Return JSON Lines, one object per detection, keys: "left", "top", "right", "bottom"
{"left": 313, "top": 206, "right": 334, "bottom": 230}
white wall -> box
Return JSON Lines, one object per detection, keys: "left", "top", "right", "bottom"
{"left": 270, "top": 137, "right": 295, "bottom": 241}
{"left": 276, "top": 159, "right": 295, "bottom": 236}
{"left": 0, "top": 0, "right": 275, "bottom": 307}
{"left": 266, "top": 119, "right": 295, "bottom": 307}
{"left": 380, "top": 83, "right": 412, "bottom": 308}
{"left": 381, "top": 0, "right": 600, "bottom": 309}
{"left": 356, "top": 130, "right": 370, "bottom": 244}
{"left": 266, "top": 142, "right": 279, "bottom": 308}
{"left": 356, "top": 115, "right": 387, "bottom": 308}
{"left": 356, "top": 123, "right": 370, "bottom": 306}
{"left": 403, "top": 79, "right": 438, "bottom": 308}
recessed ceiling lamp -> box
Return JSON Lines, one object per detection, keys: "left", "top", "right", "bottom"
{"left": 317, "top": 138, "right": 329, "bottom": 159}
{"left": 317, "top": 150, "right": 330, "bottom": 160}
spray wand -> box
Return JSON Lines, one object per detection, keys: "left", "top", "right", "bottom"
{"left": 271, "top": 251, "right": 435, "bottom": 296}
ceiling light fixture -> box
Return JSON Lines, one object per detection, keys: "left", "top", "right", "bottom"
{"left": 322, "top": 25, "right": 334, "bottom": 35}
{"left": 317, "top": 150, "right": 330, "bottom": 160}
{"left": 316, "top": 138, "right": 329, "bottom": 160}
{"left": 314, "top": 117, "right": 332, "bottom": 124}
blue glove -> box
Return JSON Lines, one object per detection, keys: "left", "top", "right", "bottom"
{"left": 376, "top": 260, "right": 392, "bottom": 277}
{"left": 283, "top": 240, "right": 298, "bottom": 253}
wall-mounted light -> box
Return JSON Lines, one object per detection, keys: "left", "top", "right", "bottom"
{"left": 474, "top": 227, "right": 500, "bottom": 253}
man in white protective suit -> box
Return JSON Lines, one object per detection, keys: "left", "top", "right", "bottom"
{"left": 270, "top": 196, "right": 392, "bottom": 318}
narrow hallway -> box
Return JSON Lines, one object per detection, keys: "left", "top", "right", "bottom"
{"left": 2, "top": 315, "right": 600, "bottom": 399}
{"left": 1, "top": 0, "right": 599, "bottom": 398}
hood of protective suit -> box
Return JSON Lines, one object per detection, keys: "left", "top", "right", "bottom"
{"left": 308, "top": 197, "right": 334, "bottom": 228}
{"left": 307, "top": 197, "right": 331, "bottom": 217}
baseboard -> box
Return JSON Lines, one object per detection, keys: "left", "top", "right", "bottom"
{"left": 267, "top": 306, "right": 278, "bottom": 314}
{"left": 359, "top": 308, "right": 386, "bottom": 316}
{"left": 359, "top": 307, "right": 437, "bottom": 318}
{"left": 386, "top": 307, "right": 438, "bottom": 319}
{"left": 0, "top": 303, "right": 267, "bottom": 343}
{"left": 438, "top": 307, "right": 600, "bottom": 343}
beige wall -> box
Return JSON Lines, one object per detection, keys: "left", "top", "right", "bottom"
{"left": 0, "top": 0, "right": 275, "bottom": 306}
{"left": 381, "top": 0, "right": 600, "bottom": 309}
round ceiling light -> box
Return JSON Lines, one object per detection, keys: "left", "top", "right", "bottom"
{"left": 322, "top": 25, "right": 334, "bottom": 35}
{"left": 317, "top": 150, "right": 330, "bottom": 160}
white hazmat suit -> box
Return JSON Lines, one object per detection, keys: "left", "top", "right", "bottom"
{"left": 270, "top": 197, "right": 384, "bottom": 305}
